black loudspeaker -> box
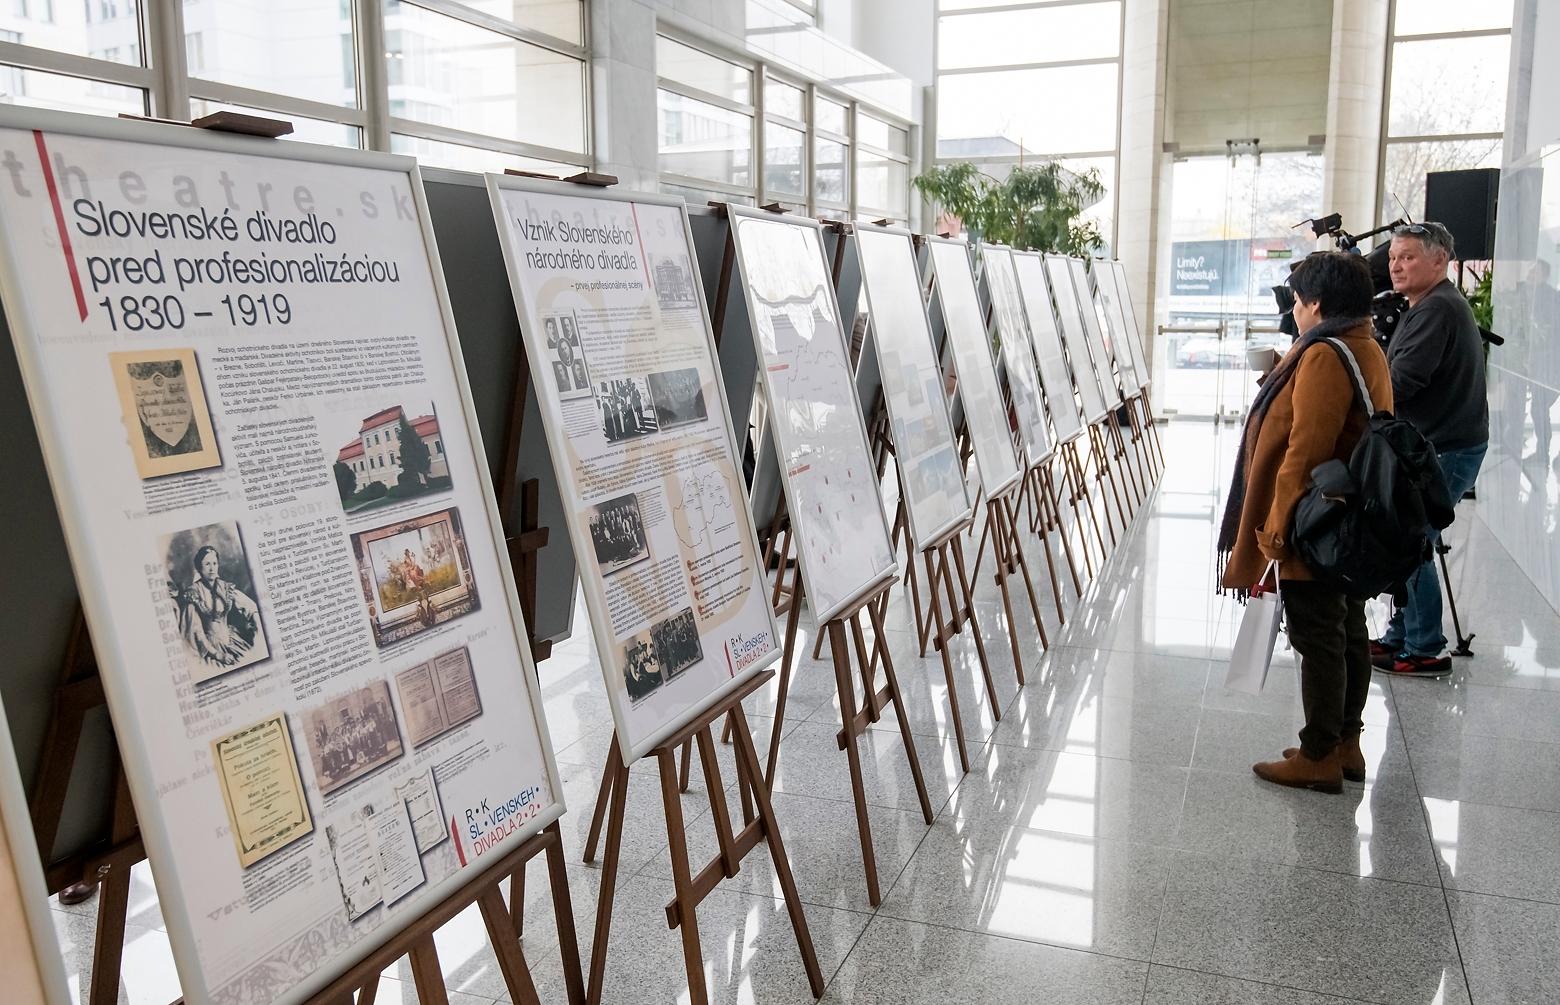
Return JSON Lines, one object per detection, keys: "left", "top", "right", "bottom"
{"left": 1424, "top": 168, "right": 1499, "bottom": 261}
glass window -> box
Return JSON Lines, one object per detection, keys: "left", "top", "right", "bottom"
{"left": 1380, "top": 137, "right": 1502, "bottom": 224}
{"left": 938, "top": 3, "right": 1121, "bottom": 70}
{"left": 661, "top": 180, "right": 754, "bottom": 208}
{"left": 0, "top": 1, "right": 139, "bottom": 63}
{"left": 1388, "top": 35, "right": 1510, "bottom": 136}
{"left": 814, "top": 135, "right": 848, "bottom": 205}
{"left": 189, "top": 1, "right": 355, "bottom": 107}
{"left": 388, "top": 4, "right": 586, "bottom": 153}
{"left": 191, "top": 99, "right": 361, "bottom": 147}
{"left": 937, "top": 63, "right": 1119, "bottom": 157}
{"left": 658, "top": 88, "right": 753, "bottom": 189}
{"left": 0, "top": 64, "right": 143, "bottom": 116}
{"left": 857, "top": 112, "right": 907, "bottom": 155}
{"left": 1058, "top": 155, "right": 1116, "bottom": 248}
{"left": 937, "top": 0, "right": 1043, "bottom": 9}
{"left": 455, "top": 0, "right": 584, "bottom": 46}
{"left": 656, "top": 35, "right": 751, "bottom": 104}
{"left": 1393, "top": 0, "right": 1514, "bottom": 36}
{"left": 815, "top": 94, "right": 848, "bottom": 136}
{"left": 764, "top": 75, "right": 804, "bottom": 121}
{"left": 391, "top": 132, "right": 577, "bottom": 174}
{"left": 856, "top": 150, "right": 906, "bottom": 214}
{"left": 764, "top": 121, "right": 806, "bottom": 198}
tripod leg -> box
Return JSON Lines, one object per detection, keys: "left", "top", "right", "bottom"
{"left": 1437, "top": 543, "right": 1475, "bottom": 657}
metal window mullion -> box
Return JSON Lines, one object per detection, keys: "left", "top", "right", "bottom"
{"left": 358, "top": 0, "right": 391, "bottom": 151}
{"left": 936, "top": 54, "right": 1118, "bottom": 76}
{"left": 188, "top": 78, "right": 370, "bottom": 128}
{"left": 142, "top": 0, "right": 188, "bottom": 119}
{"left": 658, "top": 171, "right": 756, "bottom": 199}
{"left": 656, "top": 78, "right": 755, "bottom": 117}
{"left": 847, "top": 100, "right": 858, "bottom": 220}
{"left": 1375, "top": 0, "right": 1398, "bottom": 228}
{"left": 804, "top": 81, "right": 817, "bottom": 216}
{"left": 754, "top": 59, "right": 766, "bottom": 204}
{"left": 404, "top": 0, "right": 588, "bottom": 59}
{"left": 1384, "top": 131, "right": 1503, "bottom": 145}
{"left": 0, "top": 40, "right": 156, "bottom": 88}
{"left": 1390, "top": 26, "right": 1511, "bottom": 44}
{"left": 389, "top": 119, "right": 590, "bottom": 166}
{"left": 939, "top": 0, "right": 1121, "bottom": 17}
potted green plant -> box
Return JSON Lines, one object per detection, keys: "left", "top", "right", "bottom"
{"left": 912, "top": 160, "right": 1105, "bottom": 255}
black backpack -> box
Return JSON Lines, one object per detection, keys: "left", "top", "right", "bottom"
{"left": 1289, "top": 338, "right": 1455, "bottom": 598}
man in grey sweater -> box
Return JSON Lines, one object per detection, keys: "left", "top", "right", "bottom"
{"left": 1372, "top": 222, "right": 1489, "bottom": 677}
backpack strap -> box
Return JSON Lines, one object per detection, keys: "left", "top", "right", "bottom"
{"left": 1318, "top": 337, "right": 1376, "bottom": 416}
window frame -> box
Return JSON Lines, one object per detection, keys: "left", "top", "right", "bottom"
{"left": 929, "top": 0, "right": 1125, "bottom": 247}
{"left": 1375, "top": 0, "right": 1512, "bottom": 228}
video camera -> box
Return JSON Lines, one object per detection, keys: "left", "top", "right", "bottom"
{"left": 1270, "top": 214, "right": 1407, "bottom": 342}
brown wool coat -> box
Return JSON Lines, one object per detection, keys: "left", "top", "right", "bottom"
{"left": 1221, "top": 322, "right": 1394, "bottom": 588}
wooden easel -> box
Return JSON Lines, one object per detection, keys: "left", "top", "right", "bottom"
{"left": 27, "top": 608, "right": 586, "bottom": 1005}
{"left": 582, "top": 670, "right": 825, "bottom": 1005}
{"left": 1016, "top": 453, "right": 1085, "bottom": 602}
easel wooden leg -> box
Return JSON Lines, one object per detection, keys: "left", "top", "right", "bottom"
{"left": 826, "top": 618, "right": 881, "bottom": 905}
{"left": 763, "top": 567, "right": 807, "bottom": 784}
{"left": 542, "top": 821, "right": 587, "bottom": 1005}
{"left": 924, "top": 546, "right": 971, "bottom": 773}
{"left": 656, "top": 748, "right": 709, "bottom": 1005}
{"left": 478, "top": 884, "right": 543, "bottom": 1005}
{"left": 1065, "top": 441, "right": 1106, "bottom": 569}
{"left": 1026, "top": 483, "right": 1067, "bottom": 625}
{"left": 677, "top": 738, "right": 694, "bottom": 794}
{"left": 1042, "top": 465, "right": 1084, "bottom": 597}
{"left": 1112, "top": 415, "right": 1144, "bottom": 511}
{"left": 948, "top": 534, "right": 1001, "bottom": 715}
{"left": 726, "top": 706, "right": 825, "bottom": 998}
{"left": 88, "top": 859, "right": 131, "bottom": 1005}
{"left": 586, "top": 745, "right": 629, "bottom": 1005}
{"left": 582, "top": 741, "right": 617, "bottom": 864}
{"left": 848, "top": 611, "right": 929, "bottom": 823}
{"left": 1090, "top": 425, "right": 1125, "bottom": 545}
{"left": 408, "top": 936, "right": 452, "bottom": 1005}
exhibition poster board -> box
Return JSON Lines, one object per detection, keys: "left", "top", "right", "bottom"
{"left": 1043, "top": 253, "right": 1113, "bottom": 424}
{"left": 979, "top": 244, "right": 1055, "bottom": 465}
{"left": 1091, "top": 258, "right": 1145, "bottom": 395}
{"left": 927, "top": 237, "right": 1024, "bottom": 499}
{"left": 853, "top": 224, "right": 972, "bottom": 550}
{"left": 1012, "top": 251, "right": 1087, "bottom": 444}
{"left": 1065, "top": 255, "right": 1125, "bottom": 407}
{"left": 726, "top": 206, "right": 897, "bottom": 624}
{"left": 1112, "top": 260, "right": 1154, "bottom": 391}
{"left": 486, "top": 178, "right": 781, "bottom": 762}
{"left": 0, "top": 107, "right": 563, "bottom": 1004}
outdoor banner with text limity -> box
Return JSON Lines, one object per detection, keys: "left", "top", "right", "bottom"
{"left": 0, "top": 108, "right": 562, "bottom": 1005}
{"left": 487, "top": 178, "right": 780, "bottom": 763}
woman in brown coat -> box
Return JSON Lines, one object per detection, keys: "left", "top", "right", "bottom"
{"left": 1217, "top": 252, "right": 1393, "bottom": 793}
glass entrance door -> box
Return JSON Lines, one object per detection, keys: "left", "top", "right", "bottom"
{"left": 1159, "top": 147, "right": 1324, "bottom": 420}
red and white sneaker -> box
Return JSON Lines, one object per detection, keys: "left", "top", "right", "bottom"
{"left": 1382, "top": 654, "right": 1453, "bottom": 678}
{"left": 1368, "top": 639, "right": 1398, "bottom": 670}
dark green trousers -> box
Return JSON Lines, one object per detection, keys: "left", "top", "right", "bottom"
{"left": 1281, "top": 579, "right": 1372, "bottom": 759}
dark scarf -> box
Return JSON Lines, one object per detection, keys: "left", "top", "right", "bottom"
{"left": 1216, "top": 315, "right": 1368, "bottom": 594}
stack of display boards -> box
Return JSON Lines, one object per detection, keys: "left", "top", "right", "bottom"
{"left": 486, "top": 179, "right": 823, "bottom": 1002}
{"left": 1089, "top": 259, "right": 1162, "bottom": 487}
{"left": 0, "top": 107, "right": 578, "bottom": 1004}
{"left": 1066, "top": 255, "right": 1150, "bottom": 514}
{"left": 925, "top": 237, "right": 1057, "bottom": 680}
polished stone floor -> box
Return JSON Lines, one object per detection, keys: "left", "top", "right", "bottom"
{"left": 51, "top": 422, "right": 1560, "bottom": 1004}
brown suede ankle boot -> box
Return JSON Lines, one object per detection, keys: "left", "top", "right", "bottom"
{"left": 1254, "top": 747, "right": 1344, "bottom": 794}
{"left": 1283, "top": 732, "right": 1366, "bottom": 783}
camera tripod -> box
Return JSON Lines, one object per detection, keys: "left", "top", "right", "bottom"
{"left": 1437, "top": 540, "right": 1476, "bottom": 657}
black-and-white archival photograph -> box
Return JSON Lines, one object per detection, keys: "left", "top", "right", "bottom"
{"left": 588, "top": 492, "right": 650, "bottom": 575}
{"left": 622, "top": 631, "right": 664, "bottom": 703}
{"left": 162, "top": 520, "right": 270, "bottom": 684}
{"left": 652, "top": 253, "right": 698, "bottom": 310}
{"left": 647, "top": 367, "right": 709, "bottom": 430}
{"left": 650, "top": 606, "right": 703, "bottom": 681}
{"left": 301, "top": 680, "right": 405, "bottom": 796}
{"left": 597, "top": 376, "right": 659, "bottom": 443}
{"left": 543, "top": 312, "right": 593, "bottom": 400}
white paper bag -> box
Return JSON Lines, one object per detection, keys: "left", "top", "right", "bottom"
{"left": 1225, "top": 561, "right": 1284, "bottom": 694}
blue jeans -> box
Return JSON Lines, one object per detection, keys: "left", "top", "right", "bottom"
{"left": 1382, "top": 443, "right": 1487, "bottom": 657}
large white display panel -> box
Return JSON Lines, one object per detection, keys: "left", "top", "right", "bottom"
{"left": 487, "top": 179, "right": 781, "bottom": 762}
{"left": 1066, "top": 255, "right": 1124, "bottom": 407}
{"left": 927, "top": 237, "right": 1023, "bottom": 498}
{"left": 854, "top": 225, "right": 972, "bottom": 549}
{"left": 1012, "top": 251, "right": 1087, "bottom": 444}
{"left": 0, "top": 108, "right": 562, "bottom": 1005}
{"left": 1091, "top": 260, "right": 1144, "bottom": 394}
{"left": 727, "top": 206, "right": 897, "bottom": 623}
{"left": 980, "top": 244, "right": 1054, "bottom": 464}
{"left": 1111, "top": 260, "right": 1154, "bottom": 391}
{"left": 1044, "top": 253, "right": 1112, "bottom": 424}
